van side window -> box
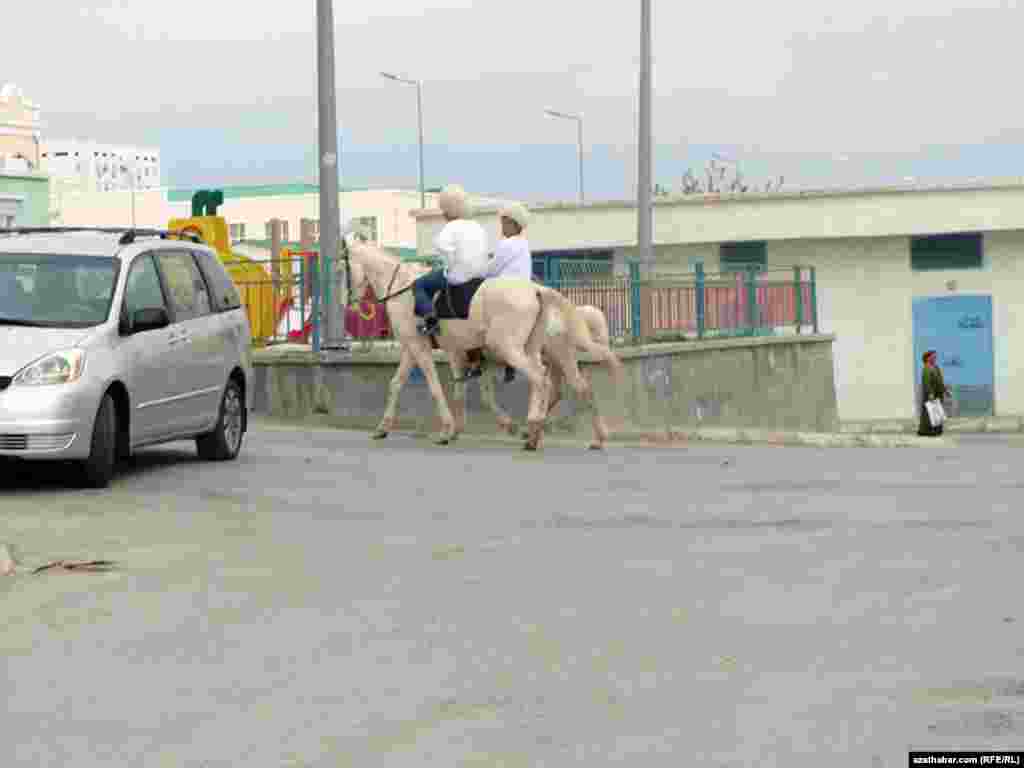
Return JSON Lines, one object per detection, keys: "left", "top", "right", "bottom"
{"left": 194, "top": 250, "right": 241, "bottom": 312}
{"left": 124, "top": 254, "right": 167, "bottom": 318}
{"left": 156, "top": 251, "right": 212, "bottom": 321}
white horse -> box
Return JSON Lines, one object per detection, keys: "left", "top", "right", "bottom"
{"left": 478, "top": 303, "right": 617, "bottom": 449}
{"left": 341, "top": 236, "right": 621, "bottom": 450}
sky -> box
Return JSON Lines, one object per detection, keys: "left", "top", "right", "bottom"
{"left": 7, "top": 0, "right": 1024, "bottom": 201}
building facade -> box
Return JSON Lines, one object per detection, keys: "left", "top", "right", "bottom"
{"left": 415, "top": 182, "right": 1024, "bottom": 424}
{"left": 0, "top": 172, "right": 50, "bottom": 227}
{"left": 0, "top": 83, "right": 42, "bottom": 173}
{"left": 56, "top": 183, "right": 515, "bottom": 251}
{"left": 41, "top": 139, "right": 161, "bottom": 194}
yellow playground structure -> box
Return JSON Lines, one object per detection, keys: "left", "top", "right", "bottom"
{"left": 168, "top": 190, "right": 310, "bottom": 344}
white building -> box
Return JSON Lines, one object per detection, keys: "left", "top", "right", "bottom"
{"left": 415, "top": 181, "right": 1024, "bottom": 426}
{"left": 41, "top": 139, "right": 161, "bottom": 194}
{"left": 54, "top": 182, "right": 515, "bottom": 253}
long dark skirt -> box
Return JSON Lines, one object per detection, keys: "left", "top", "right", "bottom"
{"left": 918, "top": 401, "right": 944, "bottom": 437}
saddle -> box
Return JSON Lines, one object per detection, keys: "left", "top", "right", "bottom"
{"left": 434, "top": 278, "right": 485, "bottom": 321}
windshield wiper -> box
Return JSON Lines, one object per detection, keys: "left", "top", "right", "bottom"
{"left": 0, "top": 317, "right": 51, "bottom": 327}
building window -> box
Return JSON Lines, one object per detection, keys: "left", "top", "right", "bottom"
{"left": 719, "top": 241, "right": 767, "bottom": 272}
{"left": 353, "top": 216, "right": 379, "bottom": 244}
{"left": 264, "top": 220, "right": 290, "bottom": 242}
{"left": 911, "top": 233, "right": 983, "bottom": 271}
{"left": 229, "top": 223, "right": 247, "bottom": 242}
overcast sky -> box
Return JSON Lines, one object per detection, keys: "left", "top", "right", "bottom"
{"left": 7, "top": 1, "right": 1024, "bottom": 200}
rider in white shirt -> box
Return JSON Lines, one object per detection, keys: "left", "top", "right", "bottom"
{"left": 414, "top": 184, "right": 490, "bottom": 336}
{"left": 465, "top": 202, "right": 533, "bottom": 381}
{"left": 484, "top": 202, "right": 532, "bottom": 280}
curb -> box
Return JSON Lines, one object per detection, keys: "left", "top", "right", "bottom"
{"left": 841, "top": 417, "right": 1024, "bottom": 436}
{"left": 252, "top": 416, "right": 952, "bottom": 449}
{"left": 609, "top": 427, "right": 952, "bottom": 449}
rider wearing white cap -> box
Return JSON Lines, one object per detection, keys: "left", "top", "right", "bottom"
{"left": 413, "top": 184, "right": 490, "bottom": 336}
{"left": 465, "top": 202, "right": 534, "bottom": 381}
{"left": 484, "top": 202, "right": 532, "bottom": 280}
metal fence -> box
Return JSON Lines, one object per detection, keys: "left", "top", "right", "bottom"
{"left": 229, "top": 253, "right": 819, "bottom": 348}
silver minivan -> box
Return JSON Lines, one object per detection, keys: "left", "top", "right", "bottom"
{"left": 0, "top": 227, "right": 253, "bottom": 488}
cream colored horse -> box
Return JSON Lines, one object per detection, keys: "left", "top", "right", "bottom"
{"left": 478, "top": 304, "right": 616, "bottom": 449}
{"left": 342, "top": 236, "right": 621, "bottom": 449}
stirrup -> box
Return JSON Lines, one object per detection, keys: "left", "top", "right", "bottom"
{"left": 417, "top": 317, "right": 439, "bottom": 336}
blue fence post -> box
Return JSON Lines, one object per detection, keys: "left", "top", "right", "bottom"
{"left": 311, "top": 251, "right": 321, "bottom": 353}
{"left": 321, "top": 244, "right": 332, "bottom": 346}
{"left": 629, "top": 260, "right": 642, "bottom": 343}
{"left": 695, "top": 262, "right": 706, "bottom": 340}
{"left": 550, "top": 254, "right": 562, "bottom": 292}
{"left": 809, "top": 266, "right": 819, "bottom": 334}
{"left": 745, "top": 265, "right": 758, "bottom": 335}
{"left": 793, "top": 265, "right": 804, "bottom": 334}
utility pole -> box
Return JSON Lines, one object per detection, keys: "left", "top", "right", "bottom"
{"left": 637, "top": 0, "right": 653, "bottom": 275}
{"left": 316, "top": 0, "right": 341, "bottom": 350}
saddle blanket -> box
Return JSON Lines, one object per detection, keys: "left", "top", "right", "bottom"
{"left": 434, "top": 278, "right": 484, "bottom": 321}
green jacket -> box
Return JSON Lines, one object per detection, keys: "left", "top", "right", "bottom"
{"left": 922, "top": 366, "right": 946, "bottom": 401}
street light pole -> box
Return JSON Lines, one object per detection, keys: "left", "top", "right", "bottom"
{"left": 544, "top": 109, "right": 584, "bottom": 204}
{"left": 637, "top": 0, "right": 653, "bottom": 275}
{"left": 316, "top": 0, "right": 342, "bottom": 350}
{"left": 381, "top": 72, "right": 426, "bottom": 210}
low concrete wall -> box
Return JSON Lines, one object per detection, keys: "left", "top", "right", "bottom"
{"left": 250, "top": 334, "right": 839, "bottom": 440}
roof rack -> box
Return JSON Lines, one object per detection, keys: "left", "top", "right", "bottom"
{"left": 0, "top": 226, "right": 205, "bottom": 245}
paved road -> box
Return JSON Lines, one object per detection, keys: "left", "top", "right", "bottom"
{"left": 2, "top": 424, "right": 1023, "bottom": 767}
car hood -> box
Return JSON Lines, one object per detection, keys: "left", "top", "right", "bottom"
{"left": 0, "top": 326, "right": 93, "bottom": 376}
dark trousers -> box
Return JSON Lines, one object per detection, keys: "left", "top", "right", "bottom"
{"left": 413, "top": 268, "right": 447, "bottom": 318}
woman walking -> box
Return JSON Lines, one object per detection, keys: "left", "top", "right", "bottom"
{"left": 918, "top": 349, "right": 950, "bottom": 437}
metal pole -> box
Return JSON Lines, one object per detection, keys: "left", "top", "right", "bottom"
{"left": 316, "top": 0, "right": 341, "bottom": 349}
{"left": 577, "top": 117, "right": 584, "bottom": 204}
{"left": 637, "top": 0, "right": 653, "bottom": 275}
{"left": 416, "top": 81, "right": 425, "bottom": 210}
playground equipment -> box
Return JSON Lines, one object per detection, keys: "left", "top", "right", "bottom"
{"left": 168, "top": 190, "right": 313, "bottom": 344}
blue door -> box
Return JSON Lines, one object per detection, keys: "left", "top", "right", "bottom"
{"left": 911, "top": 295, "right": 994, "bottom": 417}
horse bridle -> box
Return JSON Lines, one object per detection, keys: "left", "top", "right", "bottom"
{"left": 340, "top": 237, "right": 418, "bottom": 307}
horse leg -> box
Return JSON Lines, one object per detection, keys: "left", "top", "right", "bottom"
{"left": 549, "top": 341, "right": 607, "bottom": 450}
{"left": 479, "top": 358, "right": 517, "bottom": 435}
{"left": 408, "top": 340, "right": 455, "bottom": 444}
{"left": 447, "top": 349, "right": 470, "bottom": 441}
{"left": 490, "top": 341, "right": 547, "bottom": 452}
{"left": 373, "top": 344, "right": 415, "bottom": 439}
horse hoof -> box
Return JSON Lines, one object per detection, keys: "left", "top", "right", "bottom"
{"left": 371, "top": 430, "right": 388, "bottom": 440}
{"left": 523, "top": 441, "right": 538, "bottom": 452}
{"left": 587, "top": 442, "right": 605, "bottom": 451}
{"left": 435, "top": 435, "right": 452, "bottom": 445}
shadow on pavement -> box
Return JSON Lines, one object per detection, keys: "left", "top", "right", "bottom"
{"left": 0, "top": 446, "right": 200, "bottom": 494}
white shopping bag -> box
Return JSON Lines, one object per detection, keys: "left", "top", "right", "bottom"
{"left": 925, "top": 399, "right": 946, "bottom": 428}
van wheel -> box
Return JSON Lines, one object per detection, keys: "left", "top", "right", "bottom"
{"left": 196, "top": 380, "right": 245, "bottom": 461}
{"left": 80, "top": 393, "right": 117, "bottom": 488}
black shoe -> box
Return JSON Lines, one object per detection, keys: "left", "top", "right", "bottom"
{"left": 464, "top": 366, "right": 483, "bottom": 380}
{"left": 417, "top": 316, "right": 439, "bottom": 336}
{"left": 504, "top": 366, "right": 516, "bottom": 383}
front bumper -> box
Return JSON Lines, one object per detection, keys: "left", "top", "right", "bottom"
{"left": 0, "top": 380, "right": 97, "bottom": 460}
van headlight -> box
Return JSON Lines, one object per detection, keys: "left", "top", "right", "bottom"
{"left": 12, "top": 349, "right": 86, "bottom": 386}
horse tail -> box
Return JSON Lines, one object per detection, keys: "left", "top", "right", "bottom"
{"left": 537, "top": 287, "right": 623, "bottom": 382}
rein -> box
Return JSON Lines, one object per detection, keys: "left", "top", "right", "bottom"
{"left": 342, "top": 238, "right": 422, "bottom": 308}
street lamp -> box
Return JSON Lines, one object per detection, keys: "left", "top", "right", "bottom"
{"left": 381, "top": 72, "right": 425, "bottom": 211}
{"left": 544, "top": 108, "right": 584, "bottom": 204}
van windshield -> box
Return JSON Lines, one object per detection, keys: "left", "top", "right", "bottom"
{"left": 0, "top": 254, "right": 119, "bottom": 328}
